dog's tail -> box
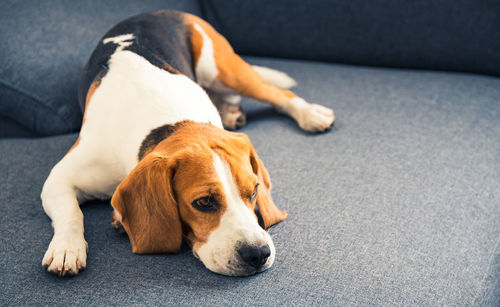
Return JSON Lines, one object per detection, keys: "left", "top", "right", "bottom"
{"left": 252, "top": 65, "right": 298, "bottom": 89}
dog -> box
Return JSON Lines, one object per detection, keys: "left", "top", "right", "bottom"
{"left": 41, "top": 10, "right": 335, "bottom": 277}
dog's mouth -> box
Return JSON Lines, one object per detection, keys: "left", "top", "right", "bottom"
{"left": 191, "top": 224, "right": 276, "bottom": 276}
{"left": 211, "top": 259, "right": 272, "bottom": 277}
{"left": 193, "top": 249, "right": 274, "bottom": 276}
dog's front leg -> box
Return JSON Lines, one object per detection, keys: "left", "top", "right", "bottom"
{"left": 41, "top": 152, "right": 88, "bottom": 277}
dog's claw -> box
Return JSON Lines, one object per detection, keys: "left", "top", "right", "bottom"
{"left": 42, "top": 234, "right": 87, "bottom": 277}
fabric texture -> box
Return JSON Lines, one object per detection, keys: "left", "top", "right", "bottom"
{"left": 0, "top": 0, "right": 201, "bottom": 137}
{"left": 202, "top": 0, "right": 500, "bottom": 77}
{"left": 1, "top": 57, "right": 499, "bottom": 305}
{"left": 2, "top": 0, "right": 500, "bottom": 138}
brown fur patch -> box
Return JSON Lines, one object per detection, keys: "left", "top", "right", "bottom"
{"left": 189, "top": 23, "right": 203, "bottom": 68}
{"left": 67, "top": 75, "right": 102, "bottom": 154}
{"left": 185, "top": 14, "right": 297, "bottom": 107}
{"left": 112, "top": 121, "right": 286, "bottom": 253}
{"left": 163, "top": 63, "right": 182, "bottom": 74}
{"left": 111, "top": 152, "right": 182, "bottom": 253}
{"left": 249, "top": 146, "right": 288, "bottom": 228}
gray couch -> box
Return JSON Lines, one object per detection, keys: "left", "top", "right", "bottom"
{"left": 1, "top": 0, "right": 498, "bottom": 305}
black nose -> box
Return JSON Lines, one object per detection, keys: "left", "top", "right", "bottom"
{"left": 237, "top": 245, "right": 271, "bottom": 268}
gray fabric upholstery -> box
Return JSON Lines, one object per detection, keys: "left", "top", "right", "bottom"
{"left": 202, "top": 0, "right": 500, "bottom": 77}
{"left": 0, "top": 115, "right": 37, "bottom": 138}
{"left": 3, "top": 1, "right": 500, "bottom": 138}
{"left": 0, "top": 0, "right": 201, "bottom": 137}
{"left": 1, "top": 57, "right": 498, "bottom": 305}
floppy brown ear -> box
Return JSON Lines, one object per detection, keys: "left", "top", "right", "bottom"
{"left": 250, "top": 148, "right": 287, "bottom": 228}
{"left": 111, "top": 153, "right": 182, "bottom": 254}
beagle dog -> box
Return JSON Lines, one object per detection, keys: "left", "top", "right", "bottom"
{"left": 41, "top": 10, "right": 335, "bottom": 277}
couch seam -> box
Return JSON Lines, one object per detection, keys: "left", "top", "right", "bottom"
{"left": 0, "top": 113, "right": 37, "bottom": 137}
{"left": 0, "top": 80, "right": 73, "bottom": 133}
{"left": 471, "top": 236, "right": 500, "bottom": 305}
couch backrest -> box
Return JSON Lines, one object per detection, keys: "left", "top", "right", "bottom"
{"left": 0, "top": 0, "right": 201, "bottom": 137}
{"left": 1, "top": 0, "right": 499, "bottom": 138}
{"left": 202, "top": 0, "right": 500, "bottom": 77}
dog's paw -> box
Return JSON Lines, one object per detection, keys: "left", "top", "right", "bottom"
{"left": 42, "top": 234, "right": 88, "bottom": 277}
{"left": 221, "top": 104, "right": 246, "bottom": 130}
{"left": 296, "top": 102, "right": 335, "bottom": 133}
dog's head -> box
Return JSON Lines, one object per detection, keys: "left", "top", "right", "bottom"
{"left": 111, "top": 122, "right": 287, "bottom": 276}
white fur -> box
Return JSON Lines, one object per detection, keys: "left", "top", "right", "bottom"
{"left": 195, "top": 154, "right": 275, "bottom": 276}
{"left": 103, "top": 33, "right": 135, "bottom": 52}
{"left": 41, "top": 50, "right": 222, "bottom": 275}
{"left": 192, "top": 24, "right": 218, "bottom": 88}
{"left": 251, "top": 66, "right": 336, "bottom": 132}
{"left": 252, "top": 65, "right": 298, "bottom": 89}
{"left": 221, "top": 94, "right": 241, "bottom": 105}
{"left": 278, "top": 97, "right": 335, "bottom": 132}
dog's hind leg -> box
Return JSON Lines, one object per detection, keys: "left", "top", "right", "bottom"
{"left": 187, "top": 15, "right": 335, "bottom": 133}
{"left": 207, "top": 66, "right": 300, "bottom": 130}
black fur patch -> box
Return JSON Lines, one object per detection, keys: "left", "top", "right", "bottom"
{"left": 78, "top": 10, "right": 196, "bottom": 112}
{"left": 138, "top": 123, "right": 180, "bottom": 161}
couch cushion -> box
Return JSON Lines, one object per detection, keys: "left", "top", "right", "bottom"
{"left": 202, "top": 0, "right": 500, "bottom": 77}
{"left": 0, "top": 0, "right": 201, "bottom": 137}
{"left": 1, "top": 58, "right": 499, "bottom": 305}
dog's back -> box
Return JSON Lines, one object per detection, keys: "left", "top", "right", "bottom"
{"left": 78, "top": 10, "right": 196, "bottom": 111}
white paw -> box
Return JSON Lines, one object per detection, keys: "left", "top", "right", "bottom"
{"left": 42, "top": 234, "right": 88, "bottom": 277}
{"left": 220, "top": 103, "right": 246, "bottom": 130}
{"left": 297, "top": 102, "right": 335, "bottom": 133}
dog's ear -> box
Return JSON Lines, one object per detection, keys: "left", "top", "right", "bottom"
{"left": 250, "top": 148, "right": 287, "bottom": 228}
{"left": 111, "top": 153, "right": 182, "bottom": 254}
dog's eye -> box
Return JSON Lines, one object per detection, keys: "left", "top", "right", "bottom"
{"left": 192, "top": 196, "right": 218, "bottom": 212}
{"left": 250, "top": 184, "right": 259, "bottom": 203}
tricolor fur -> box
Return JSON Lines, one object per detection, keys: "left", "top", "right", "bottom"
{"left": 41, "top": 10, "right": 334, "bottom": 277}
